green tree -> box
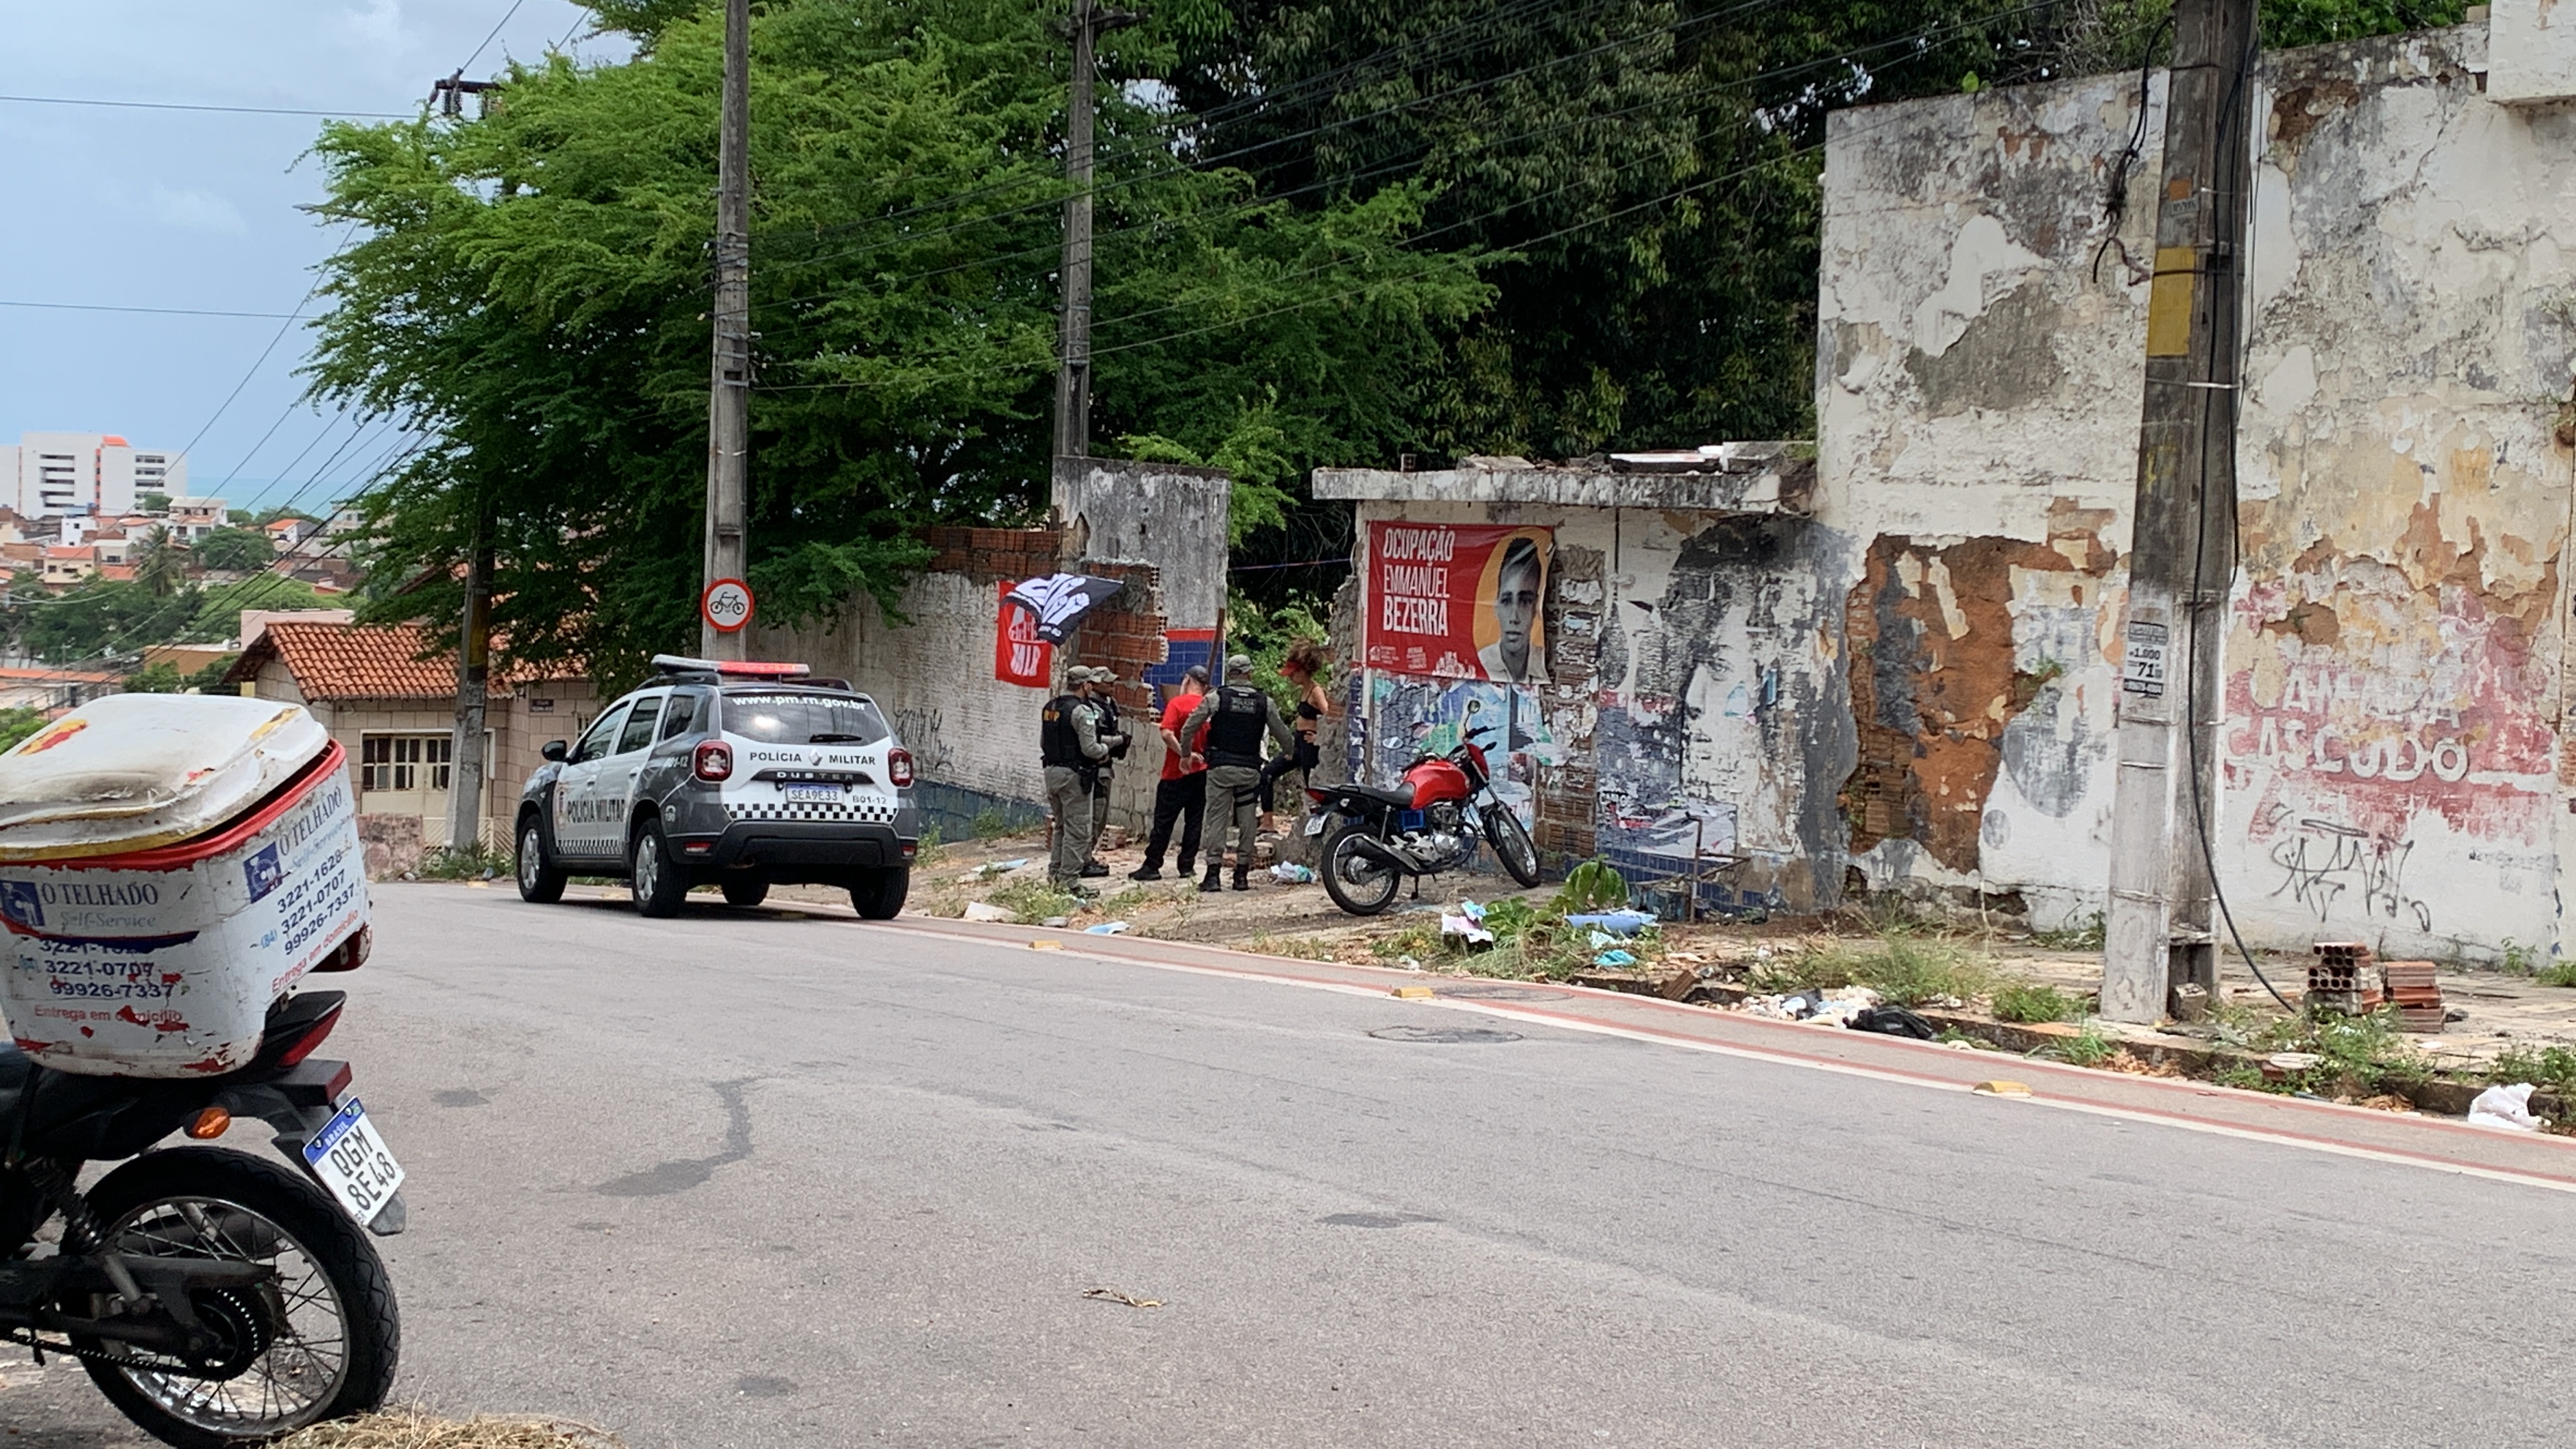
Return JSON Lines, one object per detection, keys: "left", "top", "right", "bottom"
{"left": 1169, "top": 0, "right": 2465, "bottom": 463}
{"left": 134, "top": 525, "right": 185, "bottom": 599}
{"left": 138, "top": 491, "right": 171, "bottom": 514}
{"left": 124, "top": 661, "right": 186, "bottom": 694}
{"left": 194, "top": 527, "right": 275, "bottom": 573}
{"left": 0, "top": 708, "right": 44, "bottom": 753}
{"left": 305, "top": 0, "right": 1486, "bottom": 688}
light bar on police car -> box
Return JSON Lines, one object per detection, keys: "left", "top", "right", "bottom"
{"left": 650, "top": 654, "right": 812, "bottom": 678}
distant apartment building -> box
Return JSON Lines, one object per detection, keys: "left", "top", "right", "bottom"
{"left": 0, "top": 433, "right": 186, "bottom": 520}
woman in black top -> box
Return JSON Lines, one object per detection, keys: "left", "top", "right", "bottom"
{"left": 1260, "top": 638, "right": 1334, "bottom": 817}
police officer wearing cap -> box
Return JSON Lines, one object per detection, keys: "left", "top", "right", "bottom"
{"left": 1040, "top": 667, "right": 1123, "bottom": 890}
{"left": 1180, "top": 655, "right": 1295, "bottom": 892}
{"left": 1082, "top": 667, "right": 1129, "bottom": 877}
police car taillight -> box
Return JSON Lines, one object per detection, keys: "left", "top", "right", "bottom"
{"left": 693, "top": 739, "right": 734, "bottom": 782}
{"left": 886, "top": 747, "right": 914, "bottom": 788}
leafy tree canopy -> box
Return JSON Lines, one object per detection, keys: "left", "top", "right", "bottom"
{"left": 306, "top": 0, "right": 1488, "bottom": 689}
{"left": 192, "top": 526, "right": 277, "bottom": 574}
{"left": 4, "top": 577, "right": 340, "bottom": 664}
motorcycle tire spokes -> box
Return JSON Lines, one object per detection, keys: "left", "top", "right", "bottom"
{"left": 1322, "top": 827, "right": 1401, "bottom": 915}
{"left": 99, "top": 1194, "right": 348, "bottom": 1437}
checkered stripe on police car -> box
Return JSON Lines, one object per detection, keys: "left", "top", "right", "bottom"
{"left": 728, "top": 797, "right": 899, "bottom": 824}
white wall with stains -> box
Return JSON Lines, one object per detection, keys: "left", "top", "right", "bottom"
{"left": 1821, "top": 15, "right": 2576, "bottom": 960}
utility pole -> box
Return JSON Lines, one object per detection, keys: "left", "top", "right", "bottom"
{"left": 446, "top": 536, "right": 493, "bottom": 854}
{"left": 1054, "top": 0, "right": 1141, "bottom": 462}
{"left": 2101, "top": 0, "right": 2258, "bottom": 1023}
{"left": 701, "top": 0, "right": 752, "bottom": 659}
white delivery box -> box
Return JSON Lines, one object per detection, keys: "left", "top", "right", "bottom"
{"left": 0, "top": 695, "right": 369, "bottom": 1077}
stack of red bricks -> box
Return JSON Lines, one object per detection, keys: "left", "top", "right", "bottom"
{"left": 1067, "top": 563, "right": 1168, "bottom": 717}
{"left": 2380, "top": 959, "right": 2444, "bottom": 1033}
{"left": 2307, "top": 942, "right": 2383, "bottom": 1016}
{"left": 924, "top": 526, "right": 1064, "bottom": 585}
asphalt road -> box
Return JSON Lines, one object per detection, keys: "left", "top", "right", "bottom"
{"left": 14, "top": 883, "right": 2576, "bottom": 1448}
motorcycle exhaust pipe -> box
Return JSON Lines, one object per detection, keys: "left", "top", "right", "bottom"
{"left": 1348, "top": 834, "right": 1422, "bottom": 872}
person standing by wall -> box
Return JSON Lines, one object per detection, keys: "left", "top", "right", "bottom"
{"left": 1082, "top": 669, "right": 1128, "bottom": 878}
{"left": 1259, "top": 639, "right": 1334, "bottom": 825}
{"left": 1040, "top": 667, "right": 1121, "bottom": 891}
{"left": 1131, "top": 664, "right": 1209, "bottom": 882}
{"left": 1183, "top": 654, "right": 1295, "bottom": 892}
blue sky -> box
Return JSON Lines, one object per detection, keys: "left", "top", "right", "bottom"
{"left": 0, "top": 1, "right": 626, "bottom": 515}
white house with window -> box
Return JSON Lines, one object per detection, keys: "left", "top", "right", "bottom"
{"left": 224, "top": 618, "right": 596, "bottom": 854}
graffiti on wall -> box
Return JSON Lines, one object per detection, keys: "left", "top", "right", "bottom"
{"left": 1365, "top": 673, "right": 1558, "bottom": 827}
{"left": 2260, "top": 809, "right": 2432, "bottom": 932}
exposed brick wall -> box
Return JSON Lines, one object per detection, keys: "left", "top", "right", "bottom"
{"left": 924, "top": 526, "right": 1065, "bottom": 586}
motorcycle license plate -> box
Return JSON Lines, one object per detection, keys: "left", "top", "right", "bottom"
{"left": 784, "top": 783, "right": 842, "bottom": 803}
{"left": 303, "top": 1098, "right": 406, "bottom": 1225}
{"left": 1304, "top": 814, "right": 1328, "bottom": 837}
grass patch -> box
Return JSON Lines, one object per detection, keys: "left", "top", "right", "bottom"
{"left": 2048, "top": 1017, "right": 2118, "bottom": 1068}
{"left": 1370, "top": 918, "right": 1446, "bottom": 963}
{"left": 416, "top": 843, "right": 512, "bottom": 880}
{"left": 1991, "top": 981, "right": 2083, "bottom": 1024}
{"left": 2027, "top": 912, "right": 2106, "bottom": 951}
{"left": 913, "top": 826, "right": 948, "bottom": 869}
{"left": 2490, "top": 1043, "right": 2576, "bottom": 1097}
{"left": 1248, "top": 933, "right": 1339, "bottom": 962}
{"left": 1095, "top": 885, "right": 1152, "bottom": 916}
{"left": 972, "top": 807, "right": 1015, "bottom": 841}
{"left": 989, "top": 878, "right": 1083, "bottom": 924}
{"left": 2536, "top": 961, "right": 2576, "bottom": 988}
{"left": 1762, "top": 935, "right": 1994, "bottom": 1006}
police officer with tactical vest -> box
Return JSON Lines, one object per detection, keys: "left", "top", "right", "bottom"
{"left": 1180, "top": 654, "right": 1296, "bottom": 892}
{"left": 1041, "top": 667, "right": 1126, "bottom": 891}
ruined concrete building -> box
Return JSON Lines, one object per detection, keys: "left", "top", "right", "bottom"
{"left": 1325, "top": 7, "right": 2576, "bottom": 963}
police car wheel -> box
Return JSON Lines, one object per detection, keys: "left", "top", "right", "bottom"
{"left": 631, "top": 823, "right": 688, "bottom": 918}
{"left": 850, "top": 866, "right": 909, "bottom": 921}
{"left": 517, "top": 817, "right": 566, "bottom": 904}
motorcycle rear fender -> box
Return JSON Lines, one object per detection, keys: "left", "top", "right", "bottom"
{"left": 16, "top": 1057, "right": 349, "bottom": 1164}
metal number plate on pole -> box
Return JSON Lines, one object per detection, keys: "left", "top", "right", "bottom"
{"left": 702, "top": 578, "right": 755, "bottom": 635}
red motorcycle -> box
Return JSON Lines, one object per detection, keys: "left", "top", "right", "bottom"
{"left": 1306, "top": 727, "right": 1543, "bottom": 915}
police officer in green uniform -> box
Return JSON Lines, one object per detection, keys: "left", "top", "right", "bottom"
{"left": 1041, "top": 667, "right": 1123, "bottom": 890}
{"left": 1180, "top": 655, "right": 1296, "bottom": 892}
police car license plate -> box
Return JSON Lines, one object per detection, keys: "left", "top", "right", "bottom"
{"left": 302, "top": 1098, "right": 405, "bottom": 1225}
{"left": 785, "top": 783, "right": 842, "bottom": 803}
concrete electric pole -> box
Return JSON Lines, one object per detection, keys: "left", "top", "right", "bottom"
{"left": 701, "top": 0, "right": 752, "bottom": 659}
{"left": 446, "top": 538, "right": 493, "bottom": 852}
{"left": 1053, "top": 0, "right": 1140, "bottom": 462}
{"left": 2101, "top": 0, "right": 2260, "bottom": 1023}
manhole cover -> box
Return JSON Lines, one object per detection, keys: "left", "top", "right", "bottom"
{"left": 1368, "top": 1025, "right": 1524, "bottom": 1044}
{"left": 1434, "top": 984, "right": 1568, "bottom": 1002}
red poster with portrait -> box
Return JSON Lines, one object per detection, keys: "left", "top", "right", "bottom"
{"left": 995, "top": 580, "right": 1052, "bottom": 687}
{"left": 1363, "top": 522, "right": 1552, "bottom": 684}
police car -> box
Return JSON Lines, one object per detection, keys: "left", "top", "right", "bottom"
{"left": 513, "top": 655, "right": 920, "bottom": 918}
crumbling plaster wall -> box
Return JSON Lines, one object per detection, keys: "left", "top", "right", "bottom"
{"left": 1821, "top": 21, "right": 2576, "bottom": 957}
{"left": 1818, "top": 64, "right": 2160, "bottom": 925}
{"left": 1349, "top": 498, "right": 1850, "bottom": 911}
{"left": 2223, "top": 26, "right": 2576, "bottom": 959}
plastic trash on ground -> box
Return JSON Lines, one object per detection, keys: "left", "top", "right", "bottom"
{"left": 1566, "top": 910, "right": 1656, "bottom": 937}
{"left": 1440, "top": 910, "right": 1494, "bottom": 947}
{"left": 2466, "top": 1082, "right": 2544, "bottom": 1132}
{"left": 1593, "top": 949, "right": 1638, "bottom": 967}
{"left": 1740, "top": 985, "right": 1879, "bottom": 1026}
{"left": 973, "top": 859, "right": 1031, "bottom": 877}
{"left": 0, "top": 695, "right": 365, "bottom": 1078}
{"left": 1269, "top": 863, "right": 1315, "bottom": 883}
{"left": 1084, "top": 921, "right": 1130, "bottom": 935}
{"left": 962, "top": 901, "right": 1012, "bottom": 922}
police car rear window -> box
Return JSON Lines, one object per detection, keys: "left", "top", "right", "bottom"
{"left": 721, "top": 692, "right": 889, "bottom": 746}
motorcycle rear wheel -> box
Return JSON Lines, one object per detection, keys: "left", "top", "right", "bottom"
{"left": 1322, "top": 825, "right": 1403, "bottom": 916}
{"left": 1485, "top": 806, "right": 1543, "bottom": 888}
{"left": 75, "top": 1147, "right": 398, "bottom": 1448}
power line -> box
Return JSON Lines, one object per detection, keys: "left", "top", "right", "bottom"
{"left": 0, "top": 299, "right": 307, "bottom": 321}
{"left": 0, "top": 93, "right": 410, "bottom": 119}
{"left": 460, "top": 0, "right": 531, "bottom": 75}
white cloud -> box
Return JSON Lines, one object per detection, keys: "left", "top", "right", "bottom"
{"left": 147, "top": 185, "right": 250, "bottom": 236}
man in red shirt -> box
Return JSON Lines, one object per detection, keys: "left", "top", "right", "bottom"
{"left": 1130, "top": 664, "right": 1209, "bottom": 882}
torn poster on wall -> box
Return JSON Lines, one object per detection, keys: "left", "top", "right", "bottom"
{"left": 1365, "top": 523, "right": 1553, "bottom": 685}
{"left": 1367, "top": 674, "right": 1562, "bottom": 830}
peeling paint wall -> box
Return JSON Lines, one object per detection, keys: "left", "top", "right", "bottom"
{"left": 1823, "top": 20, "right": 2576, "bottom": 959}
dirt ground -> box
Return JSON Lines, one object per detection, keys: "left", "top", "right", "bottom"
{"left": 765, "top": 824, "right": 2576, "bottom": 1077}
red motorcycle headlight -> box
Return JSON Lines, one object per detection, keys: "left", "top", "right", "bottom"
{"left": 694, "top": 740, "right": 734, "bottom": 782}
{"left": 886, "top": 747, "right": 915, "bottom": 788}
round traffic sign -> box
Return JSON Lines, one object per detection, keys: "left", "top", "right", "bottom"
{"left": 701, "top": 577, "right": 755, "bottom": 634}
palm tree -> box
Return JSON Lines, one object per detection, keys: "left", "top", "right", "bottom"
{"left": 135, "top": 525, "right": 184, "bottom": 600}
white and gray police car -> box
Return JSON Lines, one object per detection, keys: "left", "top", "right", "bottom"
{"left": 514, "top": 655, "right": 919, "bottom": 918}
